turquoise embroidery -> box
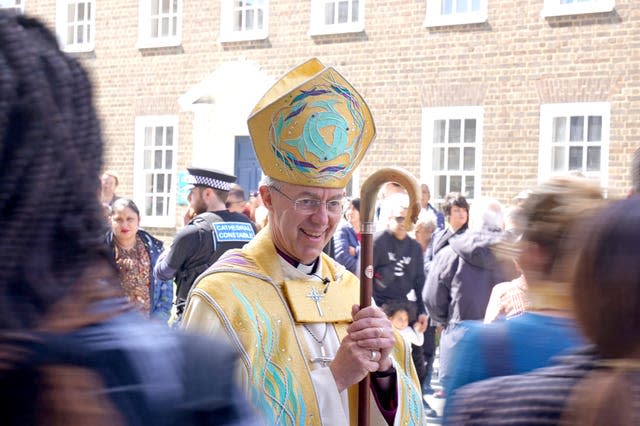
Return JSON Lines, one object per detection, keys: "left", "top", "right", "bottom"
{"left": 232, "top": 287, "right": 308, "bottom": 425}
{"left": 270, "top": 73, "right": 366, "bottom": 185}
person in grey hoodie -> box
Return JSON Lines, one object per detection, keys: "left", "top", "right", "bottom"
{"left": 423, "top": 198, "right": 518, "bottom": 394}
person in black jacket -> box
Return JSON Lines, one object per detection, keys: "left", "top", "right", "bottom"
{"left": 154, "top": 167, "right": 257, "bottom": 321}
{"left": 424, "top": 197, "right": 517, "bottom": 394}
{"left": 0, "top": 12, "right": 257, "bottom": 425}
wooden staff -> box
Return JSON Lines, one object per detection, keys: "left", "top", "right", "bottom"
{"left": 357, "top": 166, "right": 421, "bottom": 426}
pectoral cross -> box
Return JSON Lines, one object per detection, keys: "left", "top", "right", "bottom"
{"left": 306, "top": 287, "right": 325, "bottom": 317}
{"left": 310, "top": 346, "right": 334, "bottom": 367}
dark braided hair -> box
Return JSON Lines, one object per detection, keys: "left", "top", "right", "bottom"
{"left": 0, "top": 12, "right": 117, "bottom": 330}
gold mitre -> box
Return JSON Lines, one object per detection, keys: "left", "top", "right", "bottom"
{"left": 247, "top": 58, "right": 376, "bottom": 188}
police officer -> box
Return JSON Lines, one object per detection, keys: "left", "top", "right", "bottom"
{"left": 155, "top": 167, "right": 257, "bottom": 321}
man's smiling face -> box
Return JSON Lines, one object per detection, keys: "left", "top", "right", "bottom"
{"left": 264, "top": 182, "right": 343, "bottom": 265}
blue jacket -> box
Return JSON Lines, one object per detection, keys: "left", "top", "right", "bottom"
{"left": 106, "top": 229, "right": 173, "bottom": 323}
{"left": 333, "top": 220, "right": 360, "bottom": 274}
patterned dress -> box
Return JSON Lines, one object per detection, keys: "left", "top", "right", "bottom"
{"left": 114, "top": 235, "right": 151, "bottom": 316}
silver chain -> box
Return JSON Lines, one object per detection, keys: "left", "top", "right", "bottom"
{"left": 302, "top": 323, "right": 328, "bottom": 345}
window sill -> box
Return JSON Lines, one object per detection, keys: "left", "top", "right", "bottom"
{"left": 61, "top": 43, "right": 95, "bottom": 53}
{"left": 218, "top": 30, "right": 268, "bottom": 43}
{"left": 308, "top": 22, "right": 364, "bottom": 36}
{"left": 541, "top": 2, "right": 615, "bottom": 18}
{"left": 136, "top": 38, "right": 182, "bottom": 49}
{"left": 141, "top": 218, "right": 176, "bottom": 228}
{"left": 424, "top": 13, "right": 487, "bottom": 28}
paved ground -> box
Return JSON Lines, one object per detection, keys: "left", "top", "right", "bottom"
{"left": 423, "top": 348, "right": 445, "bottom": 424}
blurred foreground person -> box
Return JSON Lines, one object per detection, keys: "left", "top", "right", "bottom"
{"left": 0, "top": 13, "right": 256, "bottom": 425}
{"left": 106, "top": 198, "right": 173, "bottom": 323}
{"left": 446, "top": 195, "right": 640, "bottom": 426}
{"left": 183, "top": 58, "right": 426, "bottom": 425}
{"left": 444, "top": 176, "right": 602, "bottom": 397}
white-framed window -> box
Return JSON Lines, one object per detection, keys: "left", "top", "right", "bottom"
{"left": 0, "top": 0, "right": 24, "bottom": 13}
{"left": 134, "top": 116, "right": 178, "bottom": 227}
{"left": 539, "top": 102, "right": 610, "bottom": 188}
{"left": 137, "top": 0, "right": 182, "bottom": 48}
{"left": 421, "top": 106, "right": 483, "bottom": 203}
{"left": 309, "top": 0, "right": 364, "bottom": 36}
{"left": 541, "top": 0, "right": 614, "bottom": 18}
{"left": 55, "top": 0, "right": 95, "bottom": 52}
{"left": 220, "top": 0, "right": 268, "bottom": 42}
{"left": 424, "top": 0, "right": 488, "bottom": 28}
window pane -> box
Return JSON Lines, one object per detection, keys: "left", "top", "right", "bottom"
{"left": 463, "top": 147, "right": 475, "bottom": 171}
{"left": 77, "top": 25, "right": 84, "bottom": 43}
{"left": 464, "top": 119, "right": 476, "bottom": 143}
{"left": 472, "top": 0, "right": 480, "bottom": 11}
{"left": 162, "top": 0, "right": 170, "bottom": 13}
{"left": 552, "top": 117, "right": 566, "bottom": 142}
{"left": 324, "top": 3, "right": 335, "bottom": 25}
{"left": 587, "top": 147, "right": 601, "bottom": 171}
{"left": 246, "top": 9, "right": 254, "bottom": 30}
{"left": 456, "top": 0, "right": 468, "bottom": 13}
{"left": 87, "top": 24, "right": 91, "bottom": 42}
{"left": 166, "top": 127, "right": 174, "bottom": 146}
{"left": 234, "top": 11, "right": 242, "bottom": 31}
{"left": 144, "top": 150, "right": 153, "bottom": 169}
{"left": 442, "top": 0, "right": 453, "bottom": 15}
{"left": 151, "top": 18, "right": 159, "bottom": 37}
{"left": 156, "top": 174, "right": 165, "bottom": 192}
{"left": 145, "top": 127, "right": 153, "bottom": 146}
{"left": 338, "top": 1, "right": 348, "bottom": 23}
{"left": 146, "top": 174, "right": 153, "bottom": 192}
{"left": 88, "top": 2, "right": 92, "bottom": 18}
{"left": 167, "top": 174, "right": 172, "bottom": 191}
{"left": 173, "top": 0, "right": 178, "bottom": 12}
{"left": 569, "top": 116, "right": 584, "bottom": 142}
{"left": 449, "top": 119, "right": 461, "bottom": 143}
{"left": 465, "top": 175, "right": 475, "bottom": 197}
{"left": 569, "top": 146, "right": 583, "bottom": 170}
{"left": 155, "top": 197, "right": 164, "bottom": 216}
{"left": 436, "top": 175, "right": 447, "bottom": 199}
{"left": 161, "top": 17, "right": 169, "bottom": 36}
{"left": 434, "top": 120, "right": 446, "bottom": 143}
{"left": 78, "top": 3, "right": 85, "bottom": 20}
{"left": 450, "top": 175, "right": 462, "bottom": 193}
{"left": 433, "top": 147, "right": 445, "bottom": 171}
{"left": 172, "top": 17, "right": 177, "bottom": 35}
{"left": 352, "top": 0, "right": 359, "bottom": 21}
{"left": 587, "top": 116, "right": 602, "bottom": 141}
{"left": 67, "top": 4, "right": 75, "bottom": 21}
{"left": 155, "top": 127, "right": 164, "bottom": 146}
{"left": 67, "top": 26, "right": 74, "bottom": 44}
{"left": 448, "top": 148, "right": 460, "bottom": 170}
{"left": 145, "top": 196, "right": 153, "bottom": 216}
{"left": 154, "top": 150, "right": 163, "bottom": 168}
{"left": 151, "top": 0, "right": 159, "bottom": 15}
{"left": 552, "top": 146, "right": 565, "bottom": 171}
{"left": 258, "top": 9, "right": 263, "bottom": 28}
{"left": 165, "top": 150, "right": 173, "bottom": 168}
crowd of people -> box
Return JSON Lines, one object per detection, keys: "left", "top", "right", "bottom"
{"left": 2, "top": 10, "right": 639, "bottom": 425}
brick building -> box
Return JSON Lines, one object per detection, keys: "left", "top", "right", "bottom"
{"left": 5, "top": 0, "right": 639, "bottom": 236}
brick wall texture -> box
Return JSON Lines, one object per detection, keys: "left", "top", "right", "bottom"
{"left": 22, "top": 1, "right": 640, "bottom": 235}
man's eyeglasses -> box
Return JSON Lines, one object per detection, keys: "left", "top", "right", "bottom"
{"left": 394, "top": 216, "right": 406, "bottom": 224}
{"left": 270, "top": 186, "right": 343, "bottom": 215}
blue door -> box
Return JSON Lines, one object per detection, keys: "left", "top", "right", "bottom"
{"left": 234, "top": 136, "right": 262, "bottom": 195}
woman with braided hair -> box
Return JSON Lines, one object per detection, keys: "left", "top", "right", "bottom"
{"left": 0, "top": 12, "right": 256, "bottom": 425}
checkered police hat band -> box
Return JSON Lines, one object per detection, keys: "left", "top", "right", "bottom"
{"left": 194, "top": 175, "right": 231, "bottom": 191}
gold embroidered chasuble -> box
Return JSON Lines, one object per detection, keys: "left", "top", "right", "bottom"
{"left": 183, "top": 228, "right": 425, "bottom": 425}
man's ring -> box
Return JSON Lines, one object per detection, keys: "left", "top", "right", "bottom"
{"left": 370, "top": 350, "right": 378, "bottom": 361}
